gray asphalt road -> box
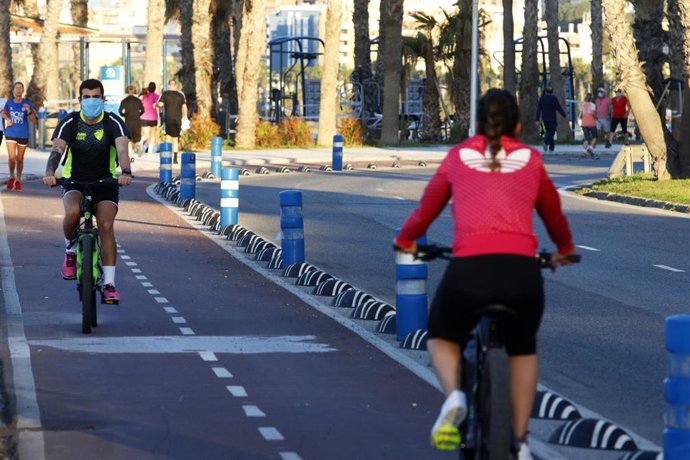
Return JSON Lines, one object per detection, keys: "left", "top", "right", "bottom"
{"left": 189, "top": 156, "right": 684, "bottom": 449}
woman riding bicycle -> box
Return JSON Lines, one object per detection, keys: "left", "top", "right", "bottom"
{"left": 394, "top": 88, "right": 575, "bottom": 459}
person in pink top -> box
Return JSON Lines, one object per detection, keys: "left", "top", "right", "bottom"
{"left": 394, "top": 89, "right": 576, "bottom": 459}
{"left": 595, "top": 87, "right": 612, "bottom": 148}
{"left": 608, "top": 88, "right": 630, "bottom": 146}
{"left": 139, "top": 82, "right": 160, "bottom": 153}
{"left": 579, "top": 92, "right": 599, "bottom": 158}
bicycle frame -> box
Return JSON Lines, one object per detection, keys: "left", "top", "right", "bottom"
{"left": 76, "top": 190, "right": 101, "bottom": 286}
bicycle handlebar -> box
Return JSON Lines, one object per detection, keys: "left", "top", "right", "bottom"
{"left": 52, "top": 177, "right": 120, "bottom": 188}
{"left": 394, "top": 243, "right": 581, "bottom": 268}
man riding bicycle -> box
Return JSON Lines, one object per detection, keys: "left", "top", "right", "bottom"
{"left": 43, "top": 78, "right": 133, "bottom": 302}
{"left": 395, "top": 89, "right": 575, "bottom": 459}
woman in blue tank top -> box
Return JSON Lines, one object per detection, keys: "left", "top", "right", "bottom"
{"left": 2, "top": 82, "right": 37, "bottom": 191}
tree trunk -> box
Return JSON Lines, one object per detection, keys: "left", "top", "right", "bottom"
{"left": 379, "top": 0, "right": 403, "bottom": 144}
{"left": 235, "top": 0, "right": 266, "bottom": 149}
{"left": 632, "top": 0, "right": 665, "bottom": 117}
{"left": 502, "top": 0, "right": 516, "bottom": 92}
{"left": 192, "top": 0, "right": 213, "bottom": 118}
{"left": 419, "top": 46, "right": 440, "bottom": 141}
{"left": 144, "top": 0, "right": 165, "bottom": 88}
{"left": 452, "top": 0, "right": 472, "bottom": 140}
{"left": 178, "top": 0, "right": 196, "bottom": 112}
{"left": 545, "top": 0, "right": 571, "bottom": 142}
{"left": 519, "top": 0, "right": 540, "bottom": 142}
{"left": 317, "top": 0, "right": 343, "bottom": 145}
{"left": 353, "top": 0, "right": 377, "bottom": 124}
{"left": 0, "top": 0, "right": 13, "bottom": 95}
{"left": 69, "top": 0, "right": 88, "bottom": 98}
{"left": 590, "top": 0, "right": 604, "bottom": 90}
{"left": 235, "top": 0, "right": 248, "bottom": 103}
{"left": 602, "top": 0, "right": 671, "bottom": 179}
{"left": 668, "top": 0, "right": 690, "bottom": 177}
{"left": 27, "top": 0, "right": 64, "bottom": 109}
{"left": 212, "top": 1, "right": 234, "bottom": 118}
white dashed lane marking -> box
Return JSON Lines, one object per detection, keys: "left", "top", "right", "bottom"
{"left": 653, "top": 264, "right": 685, "bottom": 273}
{"left": 120, "top": 255, "right": 131, "bottom": 260}
{"left": 163, "top": 307, "right": 178, "bottom": 313}
{"left": 199, "top": 352, "right": 217, "bottom": 362}
{"left": 259, "top": 427, "right": 284, "bottom": 441}
{"left": 172, "top": 317, "right": 186, "bottom": 324}
{"left": 227, "top": 386, "right": 247, "bottom": 397}
{"left": 242, "top": 405, "right": 266, "bottom": 417}
{"left": 125, "top": 261, "right": 137, "bottom": 266}
{"left": 280, "top": 453, "right": 303, "bottom": 460}
{"left": 576, "top": 245, "right": 600, "bottom": 252}
{"left": 148, "top": 289, "right": 161, "bottom": 295}
{"left": 135, "top": 275, "right": 147, "bottom": 280}
{"left": 154, "top": 297, "right": 168, "bottom": 303}
{"left": 131, "top": 268, "right": 142, "bottom": 273}
{"left": 212, "top": 367, "right": 233, "bottom": 378}
{"left": 179, "top": 327, "right": 195, "bottom": 335}
{"left": 141, "top": 282, "right": 153, "bottom": 287}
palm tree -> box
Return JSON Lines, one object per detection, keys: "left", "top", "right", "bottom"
{"left": 518, "top": 0, "right": 539, "bottom": 142}
{"left": 353, "top": 0, "right": 376, "bottom": 124}
{"left": 192, "top": 0, "right": 213, "bottom": 118}
{"left": 632, "top": 1, "right": 665, "bottom": 117}
{"left": 166, "top": 0, "right": 195, "bottom": 109}
{"left": 502, "top": 0, "right": 516, "bottom": 92}
{"left": 27, "top": 0, "right": 64, "bottom": 109}
{"left": 379, "top": 0, "right": 404, "bottom": 144}
{"left": 235, "top": 0, "right": 267, "bottom": 149}
{"left": 407, "top": 12, "right": 441, "bottom": 141}
{"left": 144, "top": 0, "right": 165, "bottom": 88}
{"left": 545, "top": 0, "right": 571, "bottom": 142}
{"left": 0, "top": 0, "right": 12, "bottom": 95}
{"left": 317, "top": 0, "right": 343, "bottom": 145}
{"left": 590, "top": 0, "right": 603, "bottom": 90}
{"left": 70, "top": 0, "right": 88, "bottom": 97}
{"left": 211, "top": 0, "right": 234, "bottom": 117}
{"left": 601, "top": 0, "right": 669, "bottom": 179}
{"left": 667, "top": 0, "right": 690, "bottom": 175}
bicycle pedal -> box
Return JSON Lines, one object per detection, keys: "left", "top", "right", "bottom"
{"left": 101, "top": 298, "right": 119, "bottom": 305}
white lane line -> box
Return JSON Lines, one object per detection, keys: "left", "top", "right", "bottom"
{"left": 280, "top": 453, "right": 303, "bottom": 460}
{"left": 226, "top": 385, "right": 248, "bottom": 397}
{"left": 180, "top": 327, "right": 195, "bottom": 335}
{"left": 171, "top": 316, "right": 186, "bottom": 324}
{"left": 242, "top": 405, "right": 266, "bottom": 417}
{"left": 576, "top": 245, "right": 600, "bottom": 252}
{"left": 117, "top": 249, "right": 125, "bottom": 253}
{"left": 199, "top": 351, "right": 217, "bottom": 362}
{"left": 653, "top": 264, "right": 685, "bottom": 273}
{"left": 154, "top": 297, "right": 168, "bottom": 303}
{"left": 258, "top": 427, "right": 284, "bottom": 441}
{"left": 131, "top": 268, "right": 142, "bottom": 273}
{"left": 0, "top": 197, "right": 46, "bottom": 460}
{"left": 125, "top": 261, "right": 137, "bottom": 266}
{"left": 135, "top": 275, "right": 147, "bottom": 280}
{"left": 120, "top": 255, "right": 131, "bottom": 260}
{"left": 147, "top": 289, "right": 161, "bottom": 295}
{"left": 163, "top": 307, "right": 178, "bottom": 313}
{"left": 212, "top": 367, "right": 233, "bottom": 378}
{"left": 141, "top": 282, "right": 153, "bottom": 287}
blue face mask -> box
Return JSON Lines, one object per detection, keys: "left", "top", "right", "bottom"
{"left": 81, "top": 97, "right": 105, "bottom": 118}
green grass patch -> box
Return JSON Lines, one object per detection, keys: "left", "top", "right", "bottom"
{"left": 580, "top": 173, "right": 690, "bottom": 205}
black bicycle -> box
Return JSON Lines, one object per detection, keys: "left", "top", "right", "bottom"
{"left": 54, "top": 177, "right": 119, "bottom": 334}
{"left": 412, "top": 244, "right": 580, "bottom": 460}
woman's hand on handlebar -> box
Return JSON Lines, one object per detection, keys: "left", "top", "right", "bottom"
{"left": 550, "top": 250, "right": 577, "bottom": 271}
{"left": 393, "top": 238, "right": 417, "bottom": 254}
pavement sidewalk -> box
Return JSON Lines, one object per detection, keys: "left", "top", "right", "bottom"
{"left": 0, "top": 141, "right": 620, "bottom": 186}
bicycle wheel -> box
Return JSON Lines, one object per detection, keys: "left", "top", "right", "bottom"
{"left": 479, "top": 347, "right": 512, "bottom": 460}
{"left": 80, "top": 236, "right": 95, "bottom": 334}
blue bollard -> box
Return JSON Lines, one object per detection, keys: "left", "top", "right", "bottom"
{"left": 279, "top": 190, "right": 305, "bottom": 265}
{"left": 395, "top": 231, "right": 428, "bottom": 341}
{"left": 159, "top": 142, "right": 172, "bottom": 183}
{"left": 665, "top": 315, "right": 690, "bottom": 459}
{"left": 211, "top": 136, "right": 223, "bottom": 177}
{"left": 180, "top": 152, "right": 196, "bottom": 200}
{"left": 220, "top": 167, "right": 239, "bottom": 226}
{"left": 332, "top": 134, "right": 343, "bottom": 171}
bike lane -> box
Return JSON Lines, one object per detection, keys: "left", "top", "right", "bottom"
{"left": 0, "top": 174, "right": 455, "bottom": 460}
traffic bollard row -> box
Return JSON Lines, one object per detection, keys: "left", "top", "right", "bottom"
{"left": 279, "top": 190, "right": 305, "bottom": 265}
{"left": 665, "top": 314, "right": 690, "bottom": 459}
{"left": 220, "top": 167, "right": 239, "bottom": 227}
{"left": 332, "top": 134, "right": 343, "bottom": 171}
{"left": 180, "top": 153, "right": 196, "bottom": 200}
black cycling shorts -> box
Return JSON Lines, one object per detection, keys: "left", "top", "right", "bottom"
{"left": 62, "top": 181, "right": 119, "bottom": 206}
{"left": 428, "top": 254, "right": 544, "bottom": 356}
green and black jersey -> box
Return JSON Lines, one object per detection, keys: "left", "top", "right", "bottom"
{"left": 52, "top": 111, "right": 130, "bottom": 180}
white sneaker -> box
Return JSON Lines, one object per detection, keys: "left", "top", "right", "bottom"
{"left": 430, "top": 390, "right": 467, "bottom": 450}
{"left": 517, "top": 442, "right": 534, "bottom": 460}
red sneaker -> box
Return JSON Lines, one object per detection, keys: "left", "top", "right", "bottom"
{"left": 62, "top": 252, "right": 77, "bottom": 280}
{"left": 14, "top": 181, "right": 22, "bottom": 192}
{"left": 6, "top": 178, "right": 14, "bottom": 190}
{"left": 102, "top": 284, "right": 120, "bottom": 304}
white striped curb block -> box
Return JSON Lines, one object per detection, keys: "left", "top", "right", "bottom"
{"left": 153, "top": 184, "right": 662, "bottom": 460}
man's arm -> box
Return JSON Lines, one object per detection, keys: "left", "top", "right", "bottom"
{"left": 182, "top": 102, "right": 188, "bottom": 119}
{"left": 115, "top": 136, "right": 133, "bottom": 185}
{"left": 43, "top": 138, "right": 67, "bottom": 185}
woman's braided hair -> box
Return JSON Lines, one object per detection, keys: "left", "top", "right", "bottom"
{"left": 477, "top": 88, "right": 520, "bottom": 172}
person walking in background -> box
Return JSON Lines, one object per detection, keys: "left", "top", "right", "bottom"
{"left": 2, "top": 82, "right": 37, "bottom": 192}
{"left": 608, "top": 88, "right": 630, "bottom": 146}
{"left": 535, "top": 84, "right": 566, "bottom": 153}
{"left": 119, "top": 85, "right": 145, "bottom": 162}
{"left": 157, "top": 79, "right": 187, "bottom": 164}
{"left": 140, "top": 82, "right": 159, "bottom": 154}
{"left": 579, "top": 92, "right": 599, "bottom": 159}
{"left": 595, "top": 87, "right": 612, "bottom": 148}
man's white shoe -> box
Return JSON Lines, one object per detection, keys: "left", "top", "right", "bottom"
{"left": 430, "top": 390, "right": 467, "bottom": 450}
{"left": 517, "top": 442, "right": 534, "bottom": 460}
